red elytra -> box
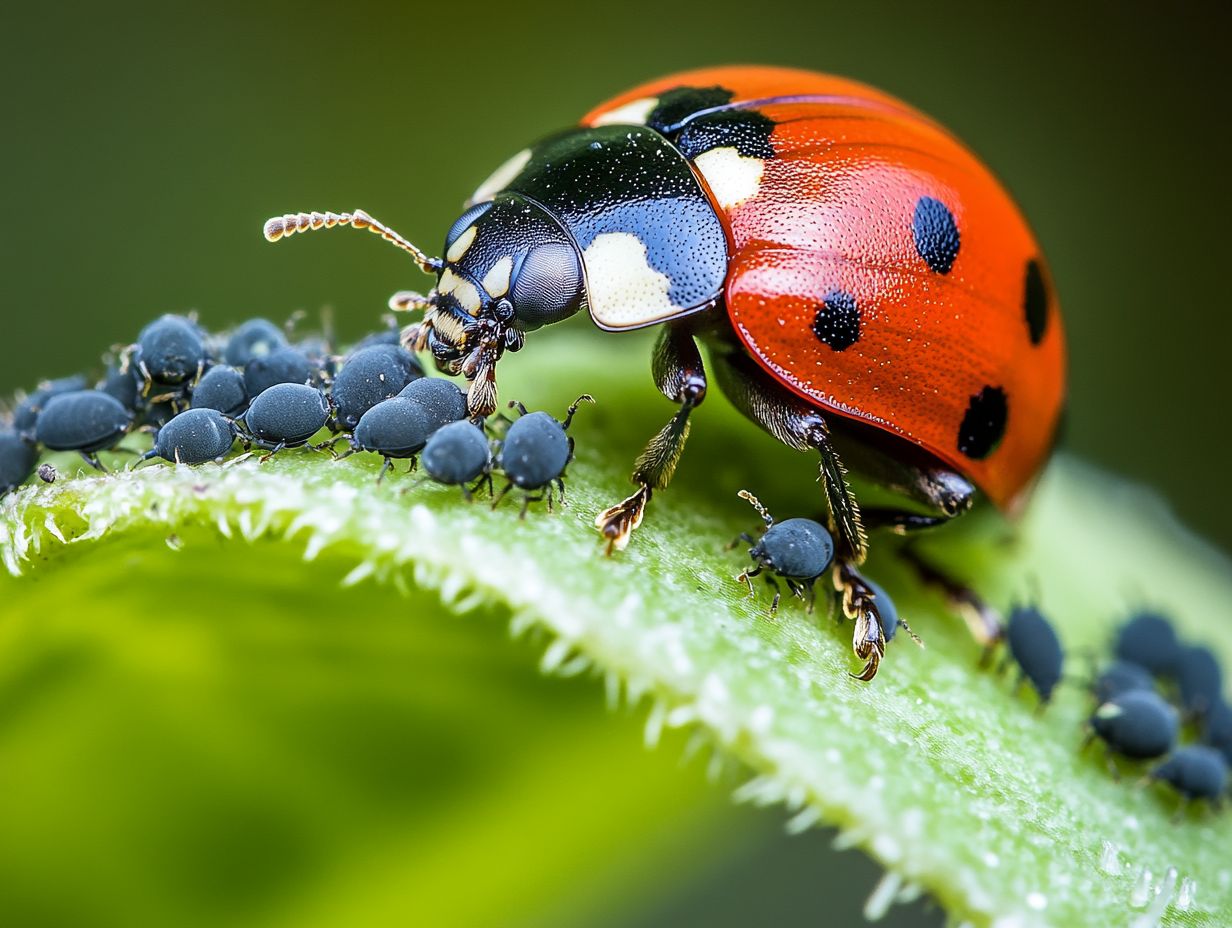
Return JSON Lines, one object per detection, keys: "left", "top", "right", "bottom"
{"left": 585, "top": 66, "right": 1066, "bottom": 513}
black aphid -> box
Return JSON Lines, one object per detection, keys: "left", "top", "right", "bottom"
{"left": 731, "top": 489, "right": 835, "bottom": 615}
{"left": 13, "top": 375, "right": 90, "bottom": 436}
{"left": 0, "top": 430, "right": 37, "bottom": 494}
{"left": 142, "top": 408, "right": 237, "bottom": 465}
{"left": 1150, "top": 745, "right": 1228, "bottom": 806}
{"left": 1114, "top": 611, "right": 1181, "bottom": 678}
{"left": 421, "top": 420, "right": 491, "bottom": 495}
{"left": 398, "top": 377, "right": 467, "bottom": 434}
{"left": 349, "top": 398, "right": 431, "bottom": 482}
{"left": 1204, "top": 700, "right": 1232, "bottom": 765}
{"left": 330, "top": 345, "right": 423, "bottom": 432}
{"left": 224, "top": 318, "right": 288, "bottom": 367}
{"left": 133, "top": 314, "right": 208, "bottom": 390}
{"left": 492, "top": 395, "right": 591, "bottom": 516}
{"left": 243, "top": 346, "right": 316, "bottom": 397}
{"left": 865, "top": 576, "right": 915, "bottom": 644}
{"left": 1176, "top": 644, "right": 1224, "bottom": 717}
{"left": 1090, "top": 689, "right": 1178, "bottom": 761}
{"left": 34, "top": 390, "right": 133, "bottom": 469}
{"left": 240, "top": 383, "right": 330, "bottom": 457}
{"left": 1005, "top": 606, "right": 1064, "bottom": 705}
{"left": 1092, "top": 660, "right": 1155, "bottom": 705}
{"left": 98, "top": 366, "right": 141, "bottom": 413}
{"left": 191, "top": 365, "right": 249, "bottom": 417}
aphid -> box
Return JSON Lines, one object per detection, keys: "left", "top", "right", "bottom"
{"left": 421, "top": 420, "right": 492, "bottom": 496}
{"left": 1004, "top": 606, "right": 1064, "bottom": 705}
{"left": 1176, "top": 644, "right": 1224, "bottom": 717}
{"left": 132, "top": 314, "right": 208, "bottom": 392}
{"left": 732, "top": 489, "right": 834, "bottom": 616}
{"left": 1149, "top": 745, "right": 1228, "bottom": 808}
{"left": 348, "top": 398, "right": 431, "bottom": 482}
{"left": 34, "top": 390, "right": 133, "bottom": 470}
{"left": 0, "top": 429, "right": 37, "bottom": 494}
{"left": 263, "top": 66, "right": 1068, "bottom": 681}
{"left": 191, "top": 365, "right": 249, "bottom": 417}
{"left": 13, "top": 375, "right": 90, "bottom": 437}
{"left": 141, "top": 408, "right": 237, "bottom": 465}
{"left": 1093, "top": 660, "right": 1156, "bottom": 705}
{"left": 1204, "top": 700, "right": 1232, "bottom": 765}
{"left": 98, "top": 366, "right": 141, "bottom": 413}
{"left": 863, "top": 576, "right": 919, "bottom": 646}
{"left": 37, "top": 463, "right": 56, "bottom": 484}
{"left": 243, "top": 346, "right": 316, "bottom": 397}
{"left": 240, "top": 383, "right": 331, "bottom": 458}
{"left": 1090, "top": 689, "right": 1179, "bottom": 762}
{"left": 1114, "top": 611, "right": 1181, "bottom": 678}
{"left": 223, "top": 318, "right": 288, "bottom": 367}
{"left": 398, "top": 377, "right": 468, "bottom": 434}
{"left": 330, "top": 344, "right": 423, "bottom": 432}
{"left": 492, "top": 395, "right": 591, "bottom": 516}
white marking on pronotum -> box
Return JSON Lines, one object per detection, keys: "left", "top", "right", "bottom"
{"left": 470, "top": 148, "right": 531, "bottom": 204}
{"left": 481, "top": 256, "right": 513, "bottom": 298}
{"left": 863, "top": 870, "right": 903, "bottom": 921}
{"left": 693, "top": 146, "right": 765, "bottom": 210}
{"left": 590, "top": 96, "right": 658, "bottom": 126}
{"left": 445, "top": 225, "right": 477, "bottom": 263}
{"left": 437, "top": 269, "right": 481, "bottom": 315}
{"left": 582, "top": 231, "right": 680, "bottom": 329}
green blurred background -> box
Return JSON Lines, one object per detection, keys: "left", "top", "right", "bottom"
{"left": 1, "top": 1, "right": 1228, "bottom": 925}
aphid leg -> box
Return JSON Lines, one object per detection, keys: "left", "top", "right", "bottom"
{"left": 80, "top": 452, "right": 107, "bottom": 472}
{"left": 507, "top": 400, "right": 530, "bottom": 418}
{"left": 763, "top": 574, "right": 782, "bottom": 617}
{"left": 736, "top": 565, "right": 762, "bottom": 599}
{"left": 376, "top": 457, "right": 393, "bottom": 485}
{"left": 520, "top": 492, "right": 546, "bottom": 520}
{"left": 554, "top": 476, "right": 566, "bottom": 506}
{"left": 786, "top": 578, "right": 806, "bottom": 603}
{"left": 725, "top": 531, "right": 757, "bottom": 552}
{"left": 137, "top": 359, "right": 154, "bottom": 397}
{"left": 490, "top": 481, "right": 513, "bottom": 511}
{"left": 561, "top": 394, "right": 595, "bottom": 430}
{"left": 596, "top": 326, "right": 707, "bottom": 554}
{"left": 259, "top": 442, "right": 286, "bottom": 463}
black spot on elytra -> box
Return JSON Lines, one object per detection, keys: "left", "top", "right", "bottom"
{"left": 811, "top": 291, "right": 861, "bottom": 351}
{"left": 912, "top": 196, "right": 960, "bottom": 274}
{"left": 1024, "top": 259, "right": 1049, "bottom": 344}
{"left": 647, "top": 86, "right": 734, "bottom": 133}
{"left": 675, "top": 110, "right": 776, "bottom": 160}
{"left": 957, "top": 386, "right": 1008, "bottom": 460}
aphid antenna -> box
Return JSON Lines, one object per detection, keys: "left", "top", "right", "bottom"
{"left": 562, "top": 394, "right": 595, "bottom": 430}
{"left": 896, "top": 616, "right": 925, "bottom": 649}
{"left": 737, "top": 489, "right": 775, "bottom": 529}
{"left": 262, "top": 209, "right": 444, "bottom": 275}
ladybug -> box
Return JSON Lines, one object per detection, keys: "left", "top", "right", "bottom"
{"left": 264, "top": 66, "right": 1066, "bottom": 679}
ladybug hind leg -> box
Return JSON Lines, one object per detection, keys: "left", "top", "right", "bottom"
{"left": 595, "top": 326, "right": 707, "bottom": 553}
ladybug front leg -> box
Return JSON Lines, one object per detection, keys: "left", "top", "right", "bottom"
{"left": 595, "top": 325, "right": 706, "bottom": 554}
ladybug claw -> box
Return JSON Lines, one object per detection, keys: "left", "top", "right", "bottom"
{"left": 594, "top": 484, "right": 651, "bottom": 555}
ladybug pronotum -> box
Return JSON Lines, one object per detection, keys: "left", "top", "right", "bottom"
{"left": 264, "top": 66, "right": 1067, "bottom": 680}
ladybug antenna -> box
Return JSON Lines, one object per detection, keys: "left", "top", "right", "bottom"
{"left": 737, "top": 489, "right": 775, "bottom": 529}
{"left": 262, "top": 209, "right": 443, "bottom": 275}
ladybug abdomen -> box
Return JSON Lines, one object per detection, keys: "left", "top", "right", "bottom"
{"left": 587, "top": 67, "right": 1066, "bottom": 510}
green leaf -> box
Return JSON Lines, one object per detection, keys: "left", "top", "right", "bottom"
{"left": 2, "top": 330, "right": 1229, "bottom": 927}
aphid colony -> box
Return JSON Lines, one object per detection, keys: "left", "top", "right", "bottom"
{"left": 731, "top": 506, "right": 1229, "bottom": 813}
{"left": 0, "top": 313, "right": 587, "bottom": 513}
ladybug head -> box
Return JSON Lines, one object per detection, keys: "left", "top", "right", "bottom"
{"left": 262, "top": 198, "right": 584, "bottom": 418}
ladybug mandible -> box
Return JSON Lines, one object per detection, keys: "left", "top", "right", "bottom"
{"left": 264, "top": 66, "right": 1067, "bottom": 680}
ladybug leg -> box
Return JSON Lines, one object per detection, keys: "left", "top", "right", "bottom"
{"left": 595, "top": 326, "right": 707, "bottom": 554}
{"left": 899, "top": 542, "right": 1005, "bottom": 652}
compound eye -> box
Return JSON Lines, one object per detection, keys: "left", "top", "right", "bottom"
{"left": 443, "top": 202, "right": 493, "bottom": 257}
{"left": 512, "top": 243, "right": 583, "bottom": 328}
